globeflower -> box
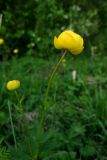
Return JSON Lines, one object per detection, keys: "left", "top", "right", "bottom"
{"left": 54, "top": 30, "right": 84, "bottom": 55}
{"left": 6, "top": 80, "right": 20, "bottom": 91}
{"left": 0, "top": 38, "right": 4, "bottom": 45}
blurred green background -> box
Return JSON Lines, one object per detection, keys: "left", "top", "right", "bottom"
{"left": 0, "top": 0, "right": 107, "bottom": 160}
{"left": 0, "top": 0, "right": 107, "bottom": 58}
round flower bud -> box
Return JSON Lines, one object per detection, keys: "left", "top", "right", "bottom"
{"left": 7, "top": 80, "right": 20, "bottom": 91}
{"left": 0, "top": 38, "right": 4, "bottom": 45}
{"left": 54, "top": 30, "right": 84, "bottom": 55}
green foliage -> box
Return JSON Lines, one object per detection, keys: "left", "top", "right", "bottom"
{"left": 80, "top": 145, "right": 96, "bottom": 157}
{"left": 0, "top": 145, "right": 11, "bottom": 160}
{"left": 1, "top": 54, "right": 107, "bottom": 159}
{"left": 0, "top": 0, "right": 107, "bottom": 58}
{"left": 0, "top": 1, "right": 107, "bottom": 160}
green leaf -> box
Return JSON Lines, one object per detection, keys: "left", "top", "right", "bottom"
{"left": 80, "top": 145, "right": 96, "bottom": 157}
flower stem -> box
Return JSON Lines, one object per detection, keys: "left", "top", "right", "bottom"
{"left": 15, "top": 91, "right": 23, "bottom": 112}
{"left": 0, "top": 14, "right": 3, "bottom": 28}
{"left": 15, "top": 91, "right": 33, "bottom": 156}
{"left": 44, "top": 50, "right": 67, "bottom": 110}
{"left": 8, "top": 100, "right": 17, "bottom": 150}
{"left": 41, "top": 49, "right": 67, "bottom": 126}
{"left": 33, "top": 50, "right": 67, "bottom": 160}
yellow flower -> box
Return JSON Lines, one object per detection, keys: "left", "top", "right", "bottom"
{"left": 54, "top": 30, "right": 84, "bottom": 55}
{"left": 13, "top": 49, "right": 19, "bottom": 54}
{"left": 0, "top": 38, "right": 4, "bottom": 45}
{"left": 6, "top": 80, "right": 20, "bottom": 91}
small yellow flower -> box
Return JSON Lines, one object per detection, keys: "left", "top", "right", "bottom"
{"left": 0, "top": 38, "right": 4, "bottom": 45}
{"left": 6, "top": 80, "right": 20, "bottom": 91}
{"left": 13, "top": 49, "right": 19, "bottom": 54}
{"left": 54, "top": 30, "right": 84, "bottom": 55}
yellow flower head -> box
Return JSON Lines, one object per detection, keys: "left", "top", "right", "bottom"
{"left": 54, "top": 30, "right": 84, "bottom": 55}
{"left": 0, "top": 38, "right": 4, "bottom": 45}
{"left": 6, "top": 80, "right": 20, "bottom": 91}
{"left": 13, "top": 49, "right": 19, "bottom": 54}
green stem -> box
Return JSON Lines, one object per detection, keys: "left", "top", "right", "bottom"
{"left": 15, "top": 91, "right": 23, "bottom": 112}
{"left": 41, "top": 49, "right": 67, "bottom": 126}
{"left": 33, "top": 50, "right": 67, "bottom": 160}
{"left": 0, "top": 14, "right": 3, "bottom": 28}
{"left": 15, "top": 92, "right": 33, "bottom": 156}
{"left": 8, "top": 100, "right": 17, "bottom": 150}
{"left": 44, "top": 50, "right": 67, "bottom": 110}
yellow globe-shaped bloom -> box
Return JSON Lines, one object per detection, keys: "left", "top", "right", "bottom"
{"left": 54, "top": 30, "right": 84, "bottom": 55}
{"left": 0, "top": 38, "right": 4, "bottom": 45}
{"left": 6, "top": 80, "right": 20, "bottom": 91}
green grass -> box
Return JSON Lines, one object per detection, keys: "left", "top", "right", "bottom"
{"left": 0, "top": 53, "right": 107, "bottom": 160}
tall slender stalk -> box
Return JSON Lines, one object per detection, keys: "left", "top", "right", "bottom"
{"left": 44, "top": 50, "right": 67, "bottom": 110}
{"left": 15, "top": 91, "right": 33, "bottom": 156}
{"left": 8, "top": 100, "right": 17, "bottom": 150}
{"left": 40, "top": 50, "right": 67, "bottom": 127}
{"left": 33, "top": 50, "right": 67, "bottom": 160}
{"left": 0, "top": 14, "right": 3, "bottom": 28}
{"left": 15, "top": 91, "right": 23, "bottom": 112}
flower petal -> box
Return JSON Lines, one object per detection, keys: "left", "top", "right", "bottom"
{"left": 54, "top": 36, "right": 62, "bottom": 49}
{"left": 69, "top": 46, "right": 84, "bottom": 55}
{"left": 54, "top": 30, "right": 84, "bottom": 55}
{"left": 58, "top": 31, "right": 75, "bottom": 49}
{"left": 7, "top": 80, "right": 20, "bottom": 91}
